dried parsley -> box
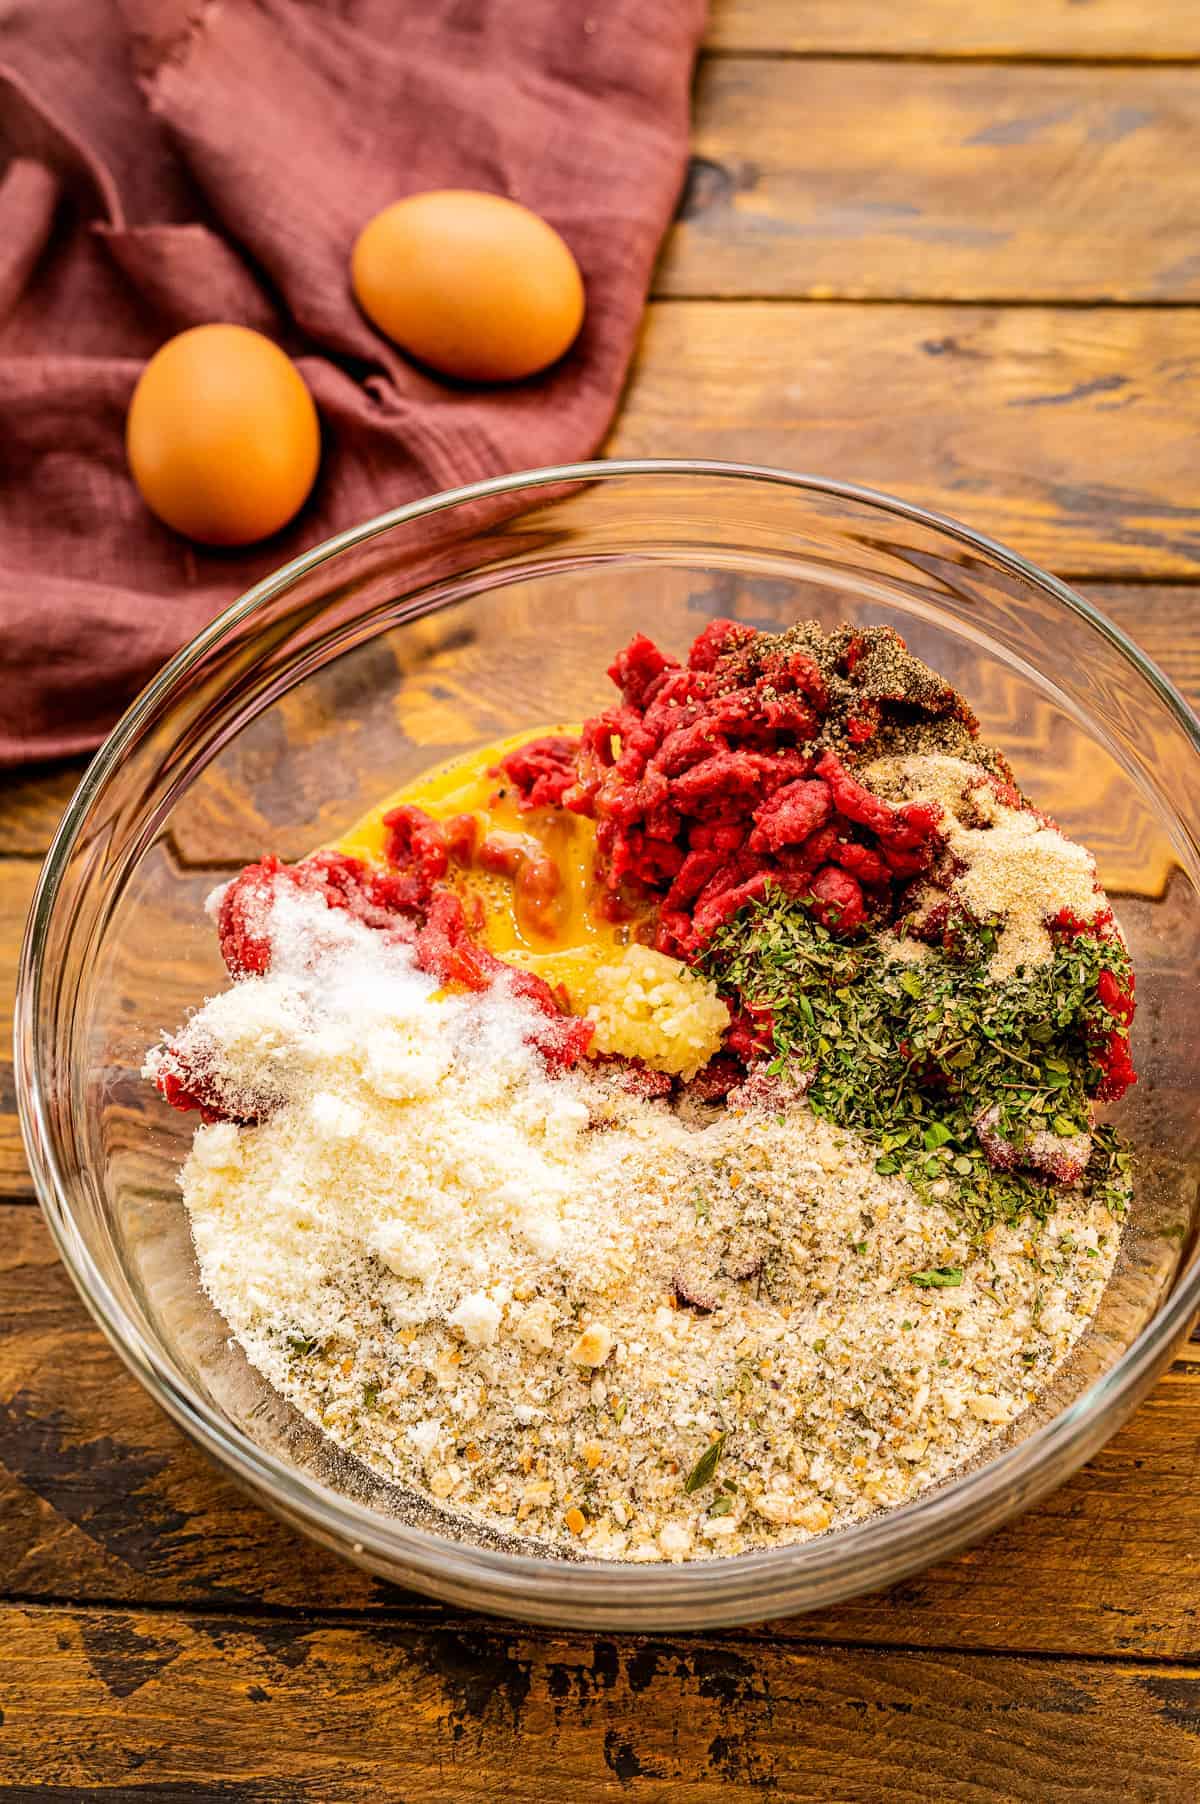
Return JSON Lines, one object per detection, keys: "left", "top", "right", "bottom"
{"left": 700, "top": 887, "right": 1134, "bottom": 1237}
{"left": 909, "top": 1266, "right": 964, "bottom": 1289}
{"left": 684, "top": 1431, "right": 728, "bottom": 1494}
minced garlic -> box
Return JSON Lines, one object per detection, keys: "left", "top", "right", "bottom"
{"left": 585, "top": 945, "right": 729, "bottom": 1079}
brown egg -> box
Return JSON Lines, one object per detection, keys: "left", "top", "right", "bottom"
{"left": 126, "top": 324, "right": 320, "bottom": 546}
{"left": 351, "top": 190, "right": 585, "bottom": 383}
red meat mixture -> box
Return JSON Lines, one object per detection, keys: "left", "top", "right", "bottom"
{"left": 562, "top": 621, "right": 975, "bottom": 954}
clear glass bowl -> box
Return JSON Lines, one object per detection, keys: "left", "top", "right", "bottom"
{"left": 16, "top": 460, "right": 1200, "bottom": 1629}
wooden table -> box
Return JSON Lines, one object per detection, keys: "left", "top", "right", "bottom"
{"left": 5, "top": 4, "right": 1200, "bottom": 1797}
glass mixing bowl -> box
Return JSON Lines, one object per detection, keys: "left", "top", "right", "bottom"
{"left": 16, "top": 461, "right": 1200, "bottom": 1629}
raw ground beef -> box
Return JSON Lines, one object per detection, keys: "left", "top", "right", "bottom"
{"left": 564, "top": 620, "right": 948, "bottom": 957}
{"left": 1048, "top": 906, "right": 1137, "bottom": 1102}
{"left": 493, "top": 734, "right": 580, "bottom": 811}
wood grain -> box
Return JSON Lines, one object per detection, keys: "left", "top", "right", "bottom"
{"left": 706, "top": 0, "right": 1200, "bottom": 60}
{"left": 669, "top": 61, "right": 1200, "bottom": 303}
{"left": 2, "top": 1603, "right": 1199, "bottom": 1801}
{"left": 0, "top": 765, "right": 79, "bottom": 857}
{"left": 0, "top": 862, "right": 42, "bottom": 1197}
{"left": 1096, "top": 588, "right": 1200, "bottom": 703}
{"left": 612, "top": 304, "right": 1200, "bottom": 578}
{"left": 4, "top": 1203, "right": 1200, "bottom": 1661}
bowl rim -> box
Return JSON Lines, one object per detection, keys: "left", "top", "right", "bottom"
{"left": 17, "top": 455, "right": 1200, "bottom": 1626}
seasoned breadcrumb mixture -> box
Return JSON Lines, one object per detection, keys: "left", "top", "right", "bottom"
{"left": 161, "top": 886, "right": 1118, "bottom": 1562}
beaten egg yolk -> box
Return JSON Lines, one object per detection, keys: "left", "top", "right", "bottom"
{"left": 336, "top": 728, "right": 645, "bottom": 1011}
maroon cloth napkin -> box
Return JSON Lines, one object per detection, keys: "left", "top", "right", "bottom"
{"left": 0, "top": 0, "right": 704, "bottom": 766}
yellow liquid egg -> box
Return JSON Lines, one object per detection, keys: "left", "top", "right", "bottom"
{"left": 336, "top": 728, "right": 640, "bottom": 1011}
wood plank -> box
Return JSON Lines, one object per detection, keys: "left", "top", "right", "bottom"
{"left": 665, "top": 60, "right": 1200, "bottom": 301}
{"left": 2, "top": 1604, "right": 1199, "bottom": 1801}
{"left": 0, "top": 862, "right": 42, "bottom": 1197}
{"left": 667, "top": 59, "right": 1200, "bottom": 299}
{"left": 0, "top": 1204, "right": 380, "bottom": 1612}
{"left": 612, "top": 305, "right": 1200, "bottom": 578}
{"left": 4, "top": 1204, "right": 1200, "bottom": 1659}
{"left": 0, "top": 764, "right": 82, "bottom": 857}
{"left": 706, "top": 0, "right": 1200, "bottom": 60}
{"left": 1097, "top": 587, "right": 1200, "bottom": 703}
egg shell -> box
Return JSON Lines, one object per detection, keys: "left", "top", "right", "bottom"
{"left": 351, "top": 190, "right": 585, "bottom": 384}
{"left": 126, "top": 324, "right": 321, "bottom": 547}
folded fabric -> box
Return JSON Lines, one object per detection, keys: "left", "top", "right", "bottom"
{"left": 0, "top": 0, "right": 704, "bottom": 765}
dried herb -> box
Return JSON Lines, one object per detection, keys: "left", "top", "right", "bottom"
{"left": 684, "top": 1431, "right": 728, "bottom": 1494}
{"left": 700, "top": 887, "right": 1133, "bottom": 1236}
{"left": 909, "top": 1266, "right": 964, "bottom": 1289}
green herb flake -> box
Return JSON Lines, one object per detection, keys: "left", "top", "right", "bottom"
{"left": 909, "top": 1266, "right": 965, "bottom": 1289}
{"left": 684, "top": 1432, "right": 728, "bottom": 1495}
{"left": 707, "top": 1494, "right": 736, "bottom": 1517}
